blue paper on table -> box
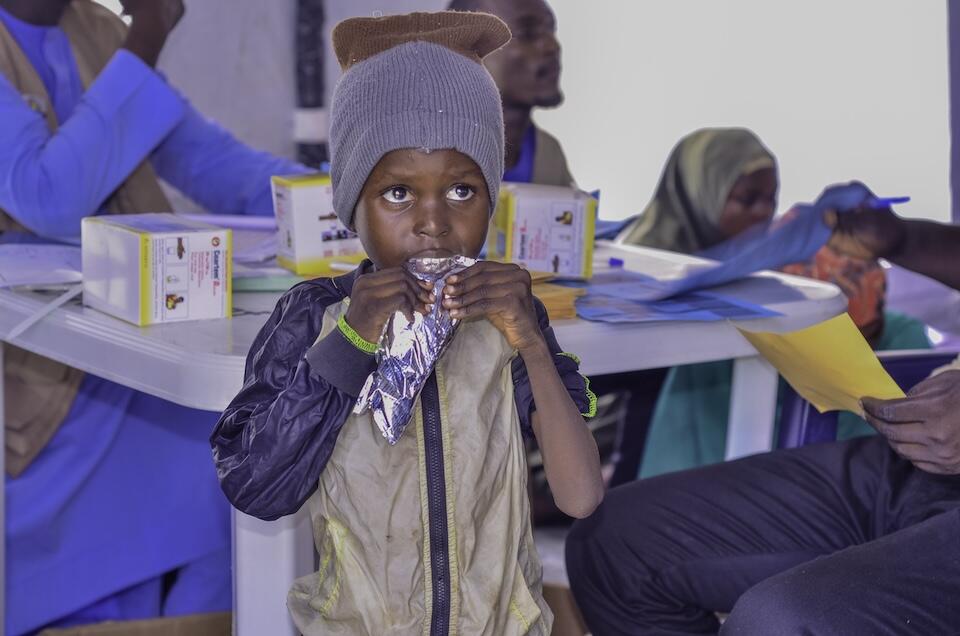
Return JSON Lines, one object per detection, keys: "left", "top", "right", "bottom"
{"left": 575, "top": 290, "right": 780, "bottom": 323}
{"left": 611, "top": 204, "right": 832, "bottom": 301}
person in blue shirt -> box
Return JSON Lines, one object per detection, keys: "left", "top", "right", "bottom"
{"left": 0, "top": 0, "right": 307, "bottom": 633}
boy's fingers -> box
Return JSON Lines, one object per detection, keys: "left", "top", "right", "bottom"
{"left": 357, "top": 269, "right": 410, "bottom": 292}
{"left": 387, "top": 291, "right": 416, "bottom": 324}
{"left": 360, "top": 277, "right": 418, "bottom": 303}
{"left": 444, "top": 270, "right": 529, "bottom": 296}
{"left": 443, "top": 281, "right": 527, "bottom": 309}
{"left": 447, "top": 261, "right": 521, "bottom": 284}
{"left": 412, "top": 281, "right": 432, "bottom": 305}
{"left": 449, "top": 296, "right": 508, "bottom": 319}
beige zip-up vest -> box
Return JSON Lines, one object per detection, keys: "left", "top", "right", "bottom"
{"left": 0, "top": 0, "right": 172, "bottom": 477}
{"left": 288, "top": 301, "right": 553, "bottom": 636}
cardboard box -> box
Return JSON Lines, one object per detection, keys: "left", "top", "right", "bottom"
{"left": 81, "top": 214, "right": 232, "bottom": 326}
{"left": 488, "top": 183, "right": 597, "bottom": 279}
{"left": 271, "top": 174, "right": 366, "bottom": 275}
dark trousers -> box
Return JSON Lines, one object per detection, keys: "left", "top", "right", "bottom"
{"left": 566, "top": 436, "right": 960, "bottom": 635}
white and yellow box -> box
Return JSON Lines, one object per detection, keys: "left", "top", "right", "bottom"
{"left": 271, "top": 174, "right": 366, "bottom": 275}
{"left": 81, "top": 213, "right": 232, "bottom": 326}
{"left": 488, "top": 183, "right": 597, "bottom": 279}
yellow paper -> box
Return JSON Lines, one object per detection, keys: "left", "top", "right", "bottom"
{"left": 739, "top": 314, "right": 905, "bottom": 414}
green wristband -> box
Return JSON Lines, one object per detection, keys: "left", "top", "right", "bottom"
{"left": 581, "top": 375, "right": 598, "bottom": 418}
{"left": 337, "top": 315, "right": 378, "bottom": 354}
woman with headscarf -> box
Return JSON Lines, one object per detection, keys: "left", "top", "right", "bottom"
{"left": 617, "top": 127, "right": 778, "bottom": 253}
{"left": 620, "top": 128, "right": 930, "bottom": 479}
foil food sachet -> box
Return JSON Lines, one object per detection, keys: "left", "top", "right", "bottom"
{"left": 353, "top": 256, "right": 476, "bottom": 444}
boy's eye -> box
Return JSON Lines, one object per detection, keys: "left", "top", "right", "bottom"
{"left": 447, "top": 184, "right": 475, "bottom": 202}
{"left": 381, "top": 186, "right": 413, "bottom": 204}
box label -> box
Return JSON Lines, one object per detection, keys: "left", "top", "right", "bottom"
{"left": 147, "top": 234, "right": 229, "bottom": 323}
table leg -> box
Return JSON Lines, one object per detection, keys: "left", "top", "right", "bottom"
{"left": 233, "top": 508, "right": 314, "bottom": 636}
{"left": 726, "top": 355, "right": 778, "bottom": 460}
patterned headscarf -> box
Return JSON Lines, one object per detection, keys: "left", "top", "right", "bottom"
{"left": 783, "top": 244, "right": 886, "bottom": 331}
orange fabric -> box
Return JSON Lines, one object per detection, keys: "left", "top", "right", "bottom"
{"left": 783, "top": 245, "right": 886, "bottom": 329}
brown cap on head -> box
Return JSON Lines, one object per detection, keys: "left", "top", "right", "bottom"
{"left": 332, "top": 11, "right": 510, "bottom": 71}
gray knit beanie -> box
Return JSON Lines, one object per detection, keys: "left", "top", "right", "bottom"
{"left": 329, "top": 11, "right": 510, "bottom": 228}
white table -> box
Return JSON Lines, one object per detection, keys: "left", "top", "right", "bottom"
{"left": 0, "top": 242, "right": 845, "bottom": 635}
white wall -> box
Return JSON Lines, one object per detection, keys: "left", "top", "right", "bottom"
{"left": 157, "top": 0, "right": 299, "bottom": 161}
{"left": 536, "top": 0, "right": 951, "bottom": 222}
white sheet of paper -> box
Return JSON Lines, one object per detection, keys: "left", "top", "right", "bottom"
{"left": 0, "top": 244, "right": 82, "bottom": 288}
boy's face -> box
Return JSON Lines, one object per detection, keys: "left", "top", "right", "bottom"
{"left": 353, "top": 149, "right": 491, "bottom": 269}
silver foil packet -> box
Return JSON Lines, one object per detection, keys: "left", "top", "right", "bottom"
{"left": 353, "top": 256, "right": 476, "bottom": 444}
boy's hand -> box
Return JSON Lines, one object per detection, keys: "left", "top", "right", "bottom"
{"left": 344, "top": 268, "right": 433, "bottom": 343}
{"left": 441, "top": 261, "right": 545, "bottom": 353}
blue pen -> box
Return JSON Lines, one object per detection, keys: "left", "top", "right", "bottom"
{"left": 868, "top": 196, "right": 910, "bottom": 209}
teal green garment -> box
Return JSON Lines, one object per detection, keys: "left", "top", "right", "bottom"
{"left": 639, "top": 311, "right": 931, "bottom": 479}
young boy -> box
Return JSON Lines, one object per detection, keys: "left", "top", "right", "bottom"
{"left": 211, "top": 11, "right": 603, "bottom": 635}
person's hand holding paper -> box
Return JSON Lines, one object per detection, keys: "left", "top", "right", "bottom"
{"left": 738, "top": 313, "right": 904, "bottom": 415}
{"left": 861, "top": 370, "right": 960, "bottom": 475}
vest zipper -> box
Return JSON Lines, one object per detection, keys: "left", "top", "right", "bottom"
{"left": 422, "top": 372, "right": 451, "bottom": 636}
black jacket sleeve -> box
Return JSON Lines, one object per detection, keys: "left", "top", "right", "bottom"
{"left": 210, "top": 280, "right": 377, "bottom": 520}
{"left": 512, "top": 298, "right": 596, "bottom": 438}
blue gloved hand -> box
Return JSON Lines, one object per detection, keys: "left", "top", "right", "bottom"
{"left": 814, "top": 181, "right": 877, "bottom": 213}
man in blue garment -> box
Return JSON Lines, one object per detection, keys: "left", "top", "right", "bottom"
{"left": 0, "top": 0, "right": 307, "bottom": 633}
{"left": 448, "top": 0, "right": 574, "bottom": 187}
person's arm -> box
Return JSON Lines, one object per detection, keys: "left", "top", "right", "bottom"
{"left": 0, "top": 0, "right": 189, "bottom": 239}
{"left": 819, "top": 180, "right": 960, "bottom": 291}
{"left": 211, "top": 281, "right": 377, "bottom": 520}
{"left": 0, "top": 55, "right": 185, "bottom": 238}
{"left": 441, "top": 261, "right": 604, "bottom": 518}
{"left": 828, "top": 208, "right": 960, "bottom": 291}
{"left": 213, "top": 267, "right": 433, "bottom": 520}
{"left": 150, "top": 104, "right": 310, "bottom": 217}
{"left": 886, "top": 219, "right": 960, "bottom": 290}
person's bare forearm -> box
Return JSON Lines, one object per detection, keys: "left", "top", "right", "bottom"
{"left": 522, "top": 340, "right": 603, "bottom": 519}
{"left": 891, "top": 220, "right": 960, "bottom": 291}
